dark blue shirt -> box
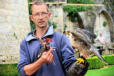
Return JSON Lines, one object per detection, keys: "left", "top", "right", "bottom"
{"left": 17, "top": 25, "right": 77, "bottom": 76}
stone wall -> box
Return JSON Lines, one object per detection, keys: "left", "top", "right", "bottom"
{"left": 65, "top": 7, "right": 113, "bottom": 42}
{"left": 48, "top": 4, "right": 64, "bottom": 32}
{"left": 0, "top": 0, "right": 30, "bottom": 63}
{"left": 105, "top": 0, "right": 114, "bottom": 42}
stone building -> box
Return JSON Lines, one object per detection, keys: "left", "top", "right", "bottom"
{"left": 46, "top": 0, "right": 114, "bottom": 44}
{"left": 0, "top": 0, "right": 30, "bottom": 63}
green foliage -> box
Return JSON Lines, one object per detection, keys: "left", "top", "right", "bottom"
{"left": 30, "top": 20, "right": 36, "bottom": 30}
{"left": 64, "top": 0, "right": 94, "bottom": 22}
{"left": 67, "top": 0, "right": 94, "bottom": 4}
{"left": 103, "top": 55, "right": 114, "bottom": 65}
{"left": 48, "top": 21, "right": 57, "bottom": 29}
{"left": 13, "top": 32, "right": 18, "bottom": 39}
{"left": 87, "top": 56, "right": 105, "bottom": 69}
{"left": 28, "top": 0, "right": 35, "bottom": 30}
{"left": 103, "top": 21, "right": 107, "bottom": 27}
{"left": 64, "top": 24, "right": 67, "bottom": 31}
{"left": 0, "top": 63, "right": 18, "bottom": 76}
{"left": 87, "top": 55, "right": 114, "bottom": 69}
{"left": 63, "top": 6, "right": 93, "bottom": 22}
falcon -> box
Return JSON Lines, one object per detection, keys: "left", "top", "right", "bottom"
{"left": 66, "top": 28, "right": 106, "bottom": 63}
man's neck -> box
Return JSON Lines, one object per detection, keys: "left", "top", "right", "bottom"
{"left": 35, "top": 26, "right": 48, "bottom": 39}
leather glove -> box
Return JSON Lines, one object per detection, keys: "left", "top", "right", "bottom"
{"left": 68, "top": 56, "right": 89, "bottom": 76}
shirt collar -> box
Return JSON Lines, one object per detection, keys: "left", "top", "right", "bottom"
{"left": 25, "top": 25, "right": 54, "bottom": 42}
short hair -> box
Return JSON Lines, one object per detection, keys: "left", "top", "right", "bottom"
{"left": 30, "top": 1, "right": 49, "bottom": 14}
{"left": 29, "top": 0, "right": 44, "bottom": 4}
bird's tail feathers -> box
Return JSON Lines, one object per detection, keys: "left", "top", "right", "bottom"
{"left": 90, "top": 46, "right": 108, "bottom": 64}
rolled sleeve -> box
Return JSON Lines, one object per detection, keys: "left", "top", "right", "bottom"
{"left": 17, "top": 40, "right": 29, "bottom": 76}
{"left": 60, "top": 35, "right": 77, "bottom": 70}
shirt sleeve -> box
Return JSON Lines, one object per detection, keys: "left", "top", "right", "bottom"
{"left": 60, "top": 34, "right": 77, "bottom": 70}
{"left": 17, "top": 40, "right": 29, "bottom": 76}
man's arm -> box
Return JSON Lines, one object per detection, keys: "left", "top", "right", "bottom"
{"left": 17, "top": 40, "right": 53, "bottom": 76}
{"left": 24, "top": 48, "right": 54, "bottom": 75}
{"left": 60, "top": 34, "right": 89, "bottom": 76}
{"left": 60, "top": 34, "right": 77, "bottom": 70}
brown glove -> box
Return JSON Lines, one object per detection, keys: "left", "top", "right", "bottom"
{"left": 68, "top": 56, "right": 89, "bottom": 76}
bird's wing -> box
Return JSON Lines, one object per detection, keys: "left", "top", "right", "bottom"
{"left": 75, "top": 28, "right": 93, "bottom": 43}
{"left": 69, "top": 29, "right": 107, "bottom": 64}
{"left": 70, "top": 31, "right": 92, "bottom": 46}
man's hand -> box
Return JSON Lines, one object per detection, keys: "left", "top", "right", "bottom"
{"left": 24, "top": 48, "right": 54, "bottom": 75}
{"left": 40, "top": 48, "right": 54, "bottom": 63}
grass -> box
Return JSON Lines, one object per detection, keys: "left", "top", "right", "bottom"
{"left": 0, "top": 63, "right": 19, "bottom": 76}
{"left": 85, "top": 65, "right": 114, "bottom": 76}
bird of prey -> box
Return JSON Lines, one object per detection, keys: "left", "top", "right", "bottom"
{"left": 66, "top": 28, "right": 106, "bottom": 63}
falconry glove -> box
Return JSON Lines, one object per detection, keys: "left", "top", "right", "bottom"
{"left": 67, "top": 56, "right": 89, "bottom": 76}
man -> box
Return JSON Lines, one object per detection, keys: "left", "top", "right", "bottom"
{"left": 17, "top": 2, "right": 89, "bottom": 76}
{"left": 95, "top": 33, "right": 109, "bottom": 49}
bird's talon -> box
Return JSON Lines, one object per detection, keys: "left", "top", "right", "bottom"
{"left": 75, "top": 58, "right": 84, "bottom": 64}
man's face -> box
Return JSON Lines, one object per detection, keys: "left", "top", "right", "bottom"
{"left": 31, "top": 4, "right": 51, "bottom": 28}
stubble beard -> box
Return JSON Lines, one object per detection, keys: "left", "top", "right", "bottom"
{"left": 36, "top": 20, "right": 48, "bottom": 29}
{"left": 38, "top": 22, "right": 48, "bottom": 29}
